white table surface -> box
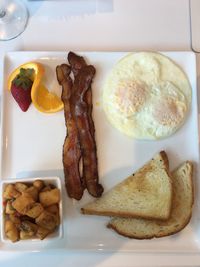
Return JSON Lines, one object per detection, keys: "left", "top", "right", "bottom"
{"left": 0, "top": 0, "right": 200, "bottom": 266}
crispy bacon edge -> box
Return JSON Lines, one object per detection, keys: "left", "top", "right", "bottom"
{"left": 56, "top": 63, "right": 84, "bottom": 200}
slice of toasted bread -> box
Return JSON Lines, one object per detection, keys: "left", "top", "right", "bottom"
{"left": 107, "top": 161, "right": 193, "bottom": 239}
{"left": 81, "top": 151, "right": 172, "bottom": 220}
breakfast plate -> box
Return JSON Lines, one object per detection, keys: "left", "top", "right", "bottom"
{"left": 0, "top": 51, "right": 199, "bottom": 252}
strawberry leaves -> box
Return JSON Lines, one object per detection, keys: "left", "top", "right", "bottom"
{"left": 12, "top": 68, "right": 34, "bottom": 90}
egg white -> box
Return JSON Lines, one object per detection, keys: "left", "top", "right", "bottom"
{"left": 103, "top": 52, "right": 192, "bottom": 140}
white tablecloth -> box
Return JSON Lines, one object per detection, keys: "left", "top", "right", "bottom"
{"left": 0, "top": 0, "right": 200, "bottom": 266}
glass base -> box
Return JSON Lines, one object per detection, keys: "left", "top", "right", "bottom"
{"left": 0, "top": 0, "right": 29, "bottom": 41}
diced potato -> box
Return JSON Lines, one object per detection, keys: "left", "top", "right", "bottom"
{"left": 33, "top": 180, "right": 44, "bottom": 191}
{"left": 12, "top": 193, "right": 35, "bottom": 215}
{"left": 5, "top": 220, "right": 19, "bottom": 242}
{"left": 15, "top": 182, "right": 28, "bottom": 193}
{"left": 3, "top": 184, "right": 21, "bottom": 200}
{"left": 19, "top": 215, "right": 35, "bottom": 224}
{"left": 20, "top": 230, "right": 33, "bottom": 240}
{"left": 36, "top": 226, "right": 50, "bottom": 240}
{"left": 46, "top": 204, "right": 59, "bottom": 215}
{"left": 20, "top": 221, "right": 38, "bottom": 232}
{"left": 5, "top": 201, "right": 16, "bottom": 215}
{"left": 19, "top": 221, "right": 38, "bottom": 239}
{"left": 9, "top": 214, "right": 21, "bottom": 228}
{"left": 35, "top": 210, "right": 58, "bottom": 231}
{"left": 26, "top": 203, "right": 44, "bottom": 218}
{"left": 41, "top": 185, "right": 52, "bottom": 192}
{"left": 33, "top": 180, "right": 45, "bottom": 191}
{"left": 39, "top": 188, "right": 60, "bottom": 207}
{"left": 24, "top": 186, "right": 38, "bottom": 201}
{"left": 46, "top": 204, "right": 60, "bottom": 225}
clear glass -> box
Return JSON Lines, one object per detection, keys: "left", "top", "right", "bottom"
{"left": 0, "top": 0, "right": 29, "bottom": 41}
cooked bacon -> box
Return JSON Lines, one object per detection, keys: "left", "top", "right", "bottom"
{"left": 70, "top": 64, "right": 104, "bottom": 197}
{"left": 68, "top": 52, "right": 95, "bottom": 138}
{"left": 56, "top": 64, "right": 84, "bottom": 200}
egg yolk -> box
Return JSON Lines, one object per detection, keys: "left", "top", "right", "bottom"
{"left": 152, "top": 98, "right": 186, "bottom": 126}
{"left": 114, "top": 81, "right": 147, "bottom": 117}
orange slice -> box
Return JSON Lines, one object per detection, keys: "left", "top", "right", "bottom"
{"left": 31, "top": 83, "right": 64, "bottom": 113}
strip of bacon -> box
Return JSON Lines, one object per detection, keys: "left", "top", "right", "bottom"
{"left": 70, "top": 64, "right": 104, "bottom": 197}
{"left": 56, "top": 64, "right": 84, "bottom": 200}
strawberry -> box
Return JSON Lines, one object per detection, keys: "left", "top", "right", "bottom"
{"left": 10, "top": 68, "right": 34, "bottom": 112}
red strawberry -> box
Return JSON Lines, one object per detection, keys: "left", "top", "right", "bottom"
{"left": 11, "top": 83, "right": 32, "bottom": 112}
{"left": 10, "top": 68, "right": 34, "bottom": 112}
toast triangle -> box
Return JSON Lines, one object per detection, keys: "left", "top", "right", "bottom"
{"left": 81, "top": 151, "right": 172, "bottom": 220}
{"left": 107, "top": 161, "right": 193, "bottom": 239}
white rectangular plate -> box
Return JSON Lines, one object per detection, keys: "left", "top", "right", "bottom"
{"left": 0, "top": 51, "right": 199, "bottom": 252}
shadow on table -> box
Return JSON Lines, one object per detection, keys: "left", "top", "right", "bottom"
{"left": 27, "top": 0, "right": 113, "bottom": 19}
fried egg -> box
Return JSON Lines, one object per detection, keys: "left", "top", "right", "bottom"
{"left": 103, "top": 52, "right": 192, "bottom": 140}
